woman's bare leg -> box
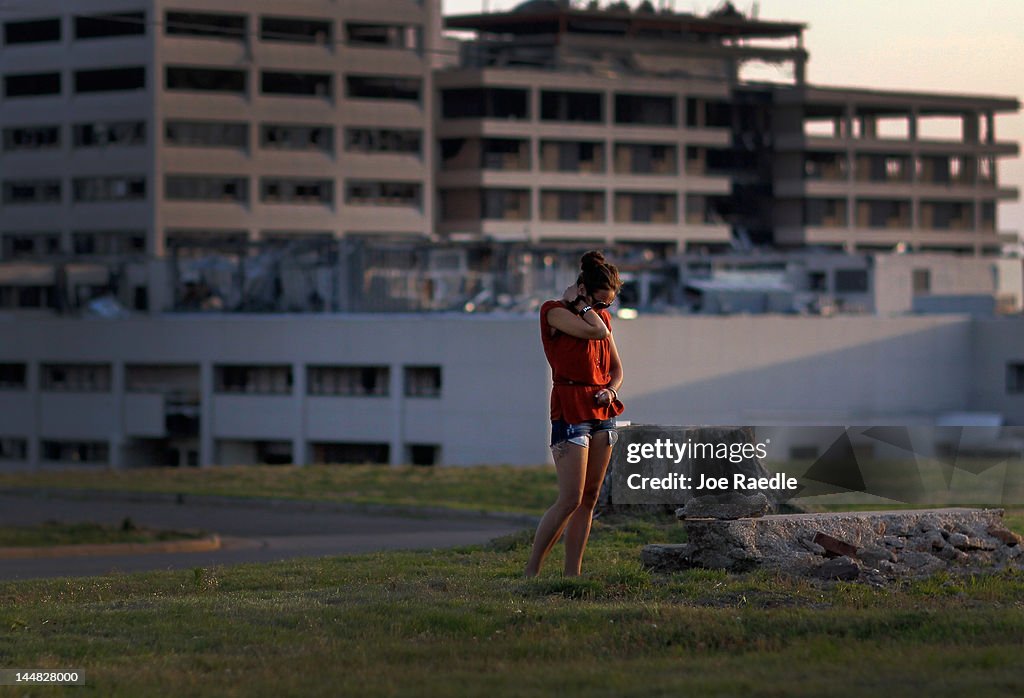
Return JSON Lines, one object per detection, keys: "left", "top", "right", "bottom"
{"left": 562, "top": 430, "right": 614, "bottom": 576}
{"left": 523, "top": 441, "right": 587, "bottom": 578}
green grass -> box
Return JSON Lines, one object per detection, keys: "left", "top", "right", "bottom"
{"left": 1, "top": 514, "right": 1023, "bottom": 697}
{"left": 0, "top": 518, "right": 206, "bottom": 548}
{"left": 0, "top": 464, "right": 559, "bottom": 516}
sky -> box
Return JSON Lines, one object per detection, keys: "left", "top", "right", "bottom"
{"left": 443, "top": 0, "right": 1024, "bottom": 238}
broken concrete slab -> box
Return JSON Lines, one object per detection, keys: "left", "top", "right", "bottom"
{"left": 677, "top": 492, "right": 769, "bottom": 520}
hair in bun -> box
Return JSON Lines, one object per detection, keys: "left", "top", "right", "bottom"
{"left": 577, "top": 249, "right": 622, "bottom": 294}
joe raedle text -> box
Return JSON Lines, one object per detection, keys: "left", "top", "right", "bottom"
{"left": 626, "top": 472, "right": 799, "bottom": 492}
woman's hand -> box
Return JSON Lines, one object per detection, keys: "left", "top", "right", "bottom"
{"left": 594, "top": 389, "right": 613, "bottom": 406}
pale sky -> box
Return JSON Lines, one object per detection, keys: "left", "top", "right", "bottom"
{"left": 443, "top": 0, "right": 1024, "bottom": 238}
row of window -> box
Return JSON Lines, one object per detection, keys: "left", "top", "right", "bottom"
{"left": 3, "top": 122, "right": 422, "bottom": 155}
{"left": 1, "top": 231, "right": 145, "bottom": 259}
{"left": 441, "top": 89, "right": 731, "bottom": 128}
{"left": 0, "top": 177, "right": 423, "bottom": 207}
{"left": 0, "top": 363, "right": 443, "bottom": 398}
{"left": 441, "top": 139, "right": 728, "bottom": 175}
{"left": 802, "top": 198, "right": 997, "bottom": 231}
{"left": 439, "top": 188, "right": 724, "bottom": 224}
{"left": 3, "top": 68, "right": 421, "bottom": 101}
{"left": 0, "top": 438, "right": 440, "bottom": 466}
{"left": 804, "top": 153, "right": 998, "bottom": 185}
{"left": 4, "top": 12, "right": 421, "bottom": 49}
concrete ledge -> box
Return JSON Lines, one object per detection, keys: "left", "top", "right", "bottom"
{"left": 0, "top": 534, "right": 221, "bottom": 560}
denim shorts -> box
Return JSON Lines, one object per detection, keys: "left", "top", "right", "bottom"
{"left": 550, "top": 418, "right": 618, "bottom": 448}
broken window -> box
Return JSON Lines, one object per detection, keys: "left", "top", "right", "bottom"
{"left": 165, "top": 67, "right": 246, "bottom": 93}
{"left": 441, "top": 88, "right": 528, "bottom": 118}
{"left": 166, "top": 120, "right": 248, "bottom": 148}
{"left": 72, "top": 231, "right": 146, "bottom": 256}
{"left": 165, "top": 176, "right": 248, "bottom": 202}
{"left": 346, "top": 23, "right": 421, "bottom": 49}
{"left": 73, "top": 121, "right": 146, "bottom": 147}
{"left": 260, "top": 16, "right": 331, "bottom": 44}
{"left": 72, "top": 176, "right": 146, "bottom": 202}
{"left": 4, "top": 72, "right": 61, "bottom": 98}
{"left": 261, "top": 71, "right": 331, "bottom": 97}
{"left": 481, "top": 138, "right": 529, "bottom": 170}
{"left": 74, "top": 12, "right": 145, "bottom": 39}
{"left": 615, "top": 94, "right": 674, "bottom": 126}
{"left": 2, "top": 180, "right": 61, "bottom": 204}
{"left": 2, "top": 232, "right": 61, "bottom": 258}
{"left": 615, "top": 192, "right": 677, "bottom": 223}
{"left": 74, "top": 67, "right": 145, "bottom": 93}
{"left": 345, "top": 128, "right": 421, "bottom": 155}
{"left": 41, "top": 364, "right": 112, "bottom": 392}
{"left": 541, "top": 91, "right": 602, "bottom": 123}
{"left": 260, "top": 179, "right": 333, "bottom": 204}
{"left": 540, "top": 141, "right": 604, "bottom": 173}
{"left": 345, "top": 181, "right": 421, "bottom": 207}
{"left": 347, "top": 76, "right": 421, "bottom": 101}
{"left": 4, "top": 18, "right": 61, "bottom": 44}
{"left": 404, "top": 366, "right": 441, "bottom": 398}
{"left": 215, "top": 365, "right": 293, "bottom": 394}
{"left": 480, "top": 189, "right": 529, "bottom": 220}
{"left": 540, "top": 190, "right": 605, "bottom": 222}
{"left": 614, "top": 143, "right": 676, "bottom": 174}
{"left": 165, "top": 11, "right": 245, "bottom": 40}
{"left": 260, "top": 124, "right": 332, "bottom": 152}
{"left": 307, "top": 366, "right": 390, "bottom": 396}
{"left": 2, "top": 126, "right": 60, "bottom": 151}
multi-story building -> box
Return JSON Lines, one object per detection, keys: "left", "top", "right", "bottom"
{"left": 435, "top": 4, "right": 1019, "bottom": 256}
{"left": 1, "top": 0, "right": 439, "bottom": 311}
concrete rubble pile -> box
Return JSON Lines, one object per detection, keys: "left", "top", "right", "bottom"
{"left": 642, "top": 499, "right": 1024, "bottom": 583}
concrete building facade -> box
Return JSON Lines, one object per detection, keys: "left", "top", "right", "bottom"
{"left": 3, "top": 312, "right": 1024, "bottom": 469}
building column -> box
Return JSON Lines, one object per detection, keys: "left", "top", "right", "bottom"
{"left": 110, "top": 360, "right": 125, "bottom": 469}
{"left": 199, "top": 361, "right": 214, "bottom": 467}
{"left": 292, "top": 361, "right": 307, "bottom": 466}
{"left": 390, "top": 363, "right": 403, "bottom": 466}
{"left": 28, "top": 360, "right": 40, "bottom": 470}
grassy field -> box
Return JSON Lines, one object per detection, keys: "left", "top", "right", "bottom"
{"left": 0, "top": 465, "right": 558, "bottom": 516}
{"left": 0, "top": 519, "right": 206, "bottom": 548}
{"left": 1, "top": 514, "right": 1023, "bottom": 697}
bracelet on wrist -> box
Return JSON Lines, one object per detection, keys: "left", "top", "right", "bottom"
{"left": 578, "top": 305, "right": 593, "bottom": 317}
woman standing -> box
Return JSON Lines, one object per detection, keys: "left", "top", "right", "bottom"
{"left": 524, "top": 250, "right": 624, "bottom": 578}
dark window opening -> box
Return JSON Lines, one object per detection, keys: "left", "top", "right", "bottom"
{"left": 541, "top": 90, "right": 603, "bottom": 122}
{"left": 166, "top": 67, "right": 246, "bottom": 93}
{"left": 165, "top": 11, "right": 245, "bottom": 40}
{"left": 834, "top": 269, "right": 869, "bottom": 293}
{"left": 615, "top": 94, "right": 675, "bottom": 126}
{"left": 346, "top": 23, "right": 419, "bottom": 49}
{"left": 74, "top": 67, "right": 145, "bottom": 93}
{"left": 311, "top": 442, "right": 390, "bottom": 465}
{"left": 74, "top": 121, "right": 145, "bottom": 147}
{"left": 3, "top": 126, "right": 60, "bottom": 151}
{"left": 442, "top": 88, "right": 528, "bottom": 119}
{"left": 4, "top": 18, "right": 61, "bottom": 44}
{"left": 4, "top": 72, "right": 61, "bottom": 98}
{"left": 260, "top": 16, "right": 331, "bottom": 44}
{"left": 1007, "top": 363, "right": 1024, "bottom": 395}
{"left": 347, "top": 76, "right": 420, "bottom": 101}
{"left": 404, "top": 366, "right": 441, "bottom": 397}
{"left": 74, "top": 12, "right": 145, "bottom": 39}
{"left": 261, "top": 71, "right": 331, "bottom": 97}
{"left": 0, "top": 364, "right": 27, "bottom": 389}
{"left": 345, "top": 128, "right": 421, "bottom": 155}
{"left": 407, "top": 444, "right": 439, "bottom": 466}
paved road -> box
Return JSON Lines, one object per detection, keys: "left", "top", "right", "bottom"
{"left": 0, "top": 492, "right": 535, "bottom": 582}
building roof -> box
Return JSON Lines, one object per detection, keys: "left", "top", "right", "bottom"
{"left": 445, "top": 4, "right": 805, "bottom": 40}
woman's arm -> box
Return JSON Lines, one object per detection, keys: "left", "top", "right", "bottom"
{"left": 595, "top": 331, "right": 624, "bottom": 405}
{"left": 547, "top": 304, "right": 609, "bottom": 340}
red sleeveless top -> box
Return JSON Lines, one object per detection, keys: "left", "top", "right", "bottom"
{"left": 539, "top": 299, "right": 624, "bottom": 423}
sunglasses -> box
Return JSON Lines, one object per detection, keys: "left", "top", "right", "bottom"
{"left": 592, "top": 300, "right": 612, "bottom": 309}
